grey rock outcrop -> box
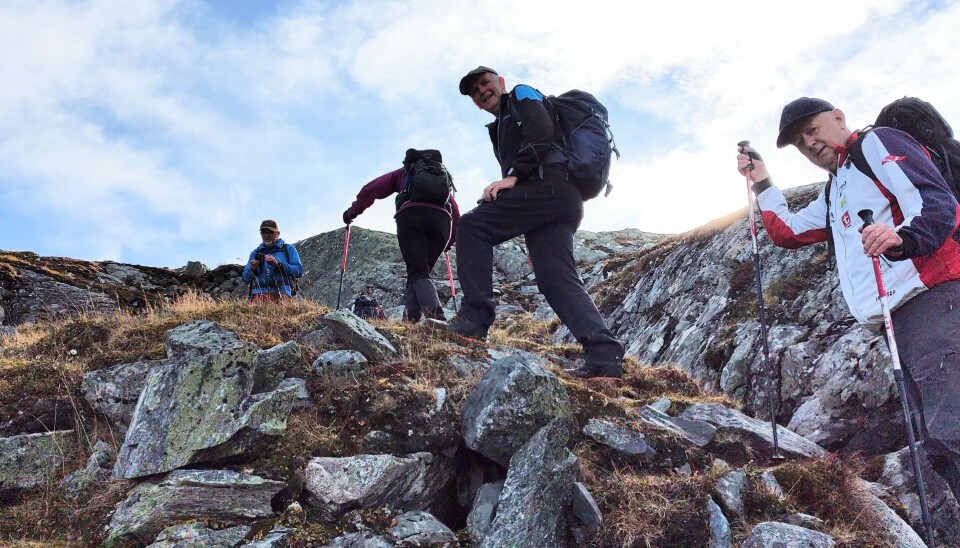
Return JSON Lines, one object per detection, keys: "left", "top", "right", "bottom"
{"left": 163, "top": 320, "right": 253, "bottom": 358}
{"left": 460, "top": 353, "right": 571, "bottom": 467}
{"left": 105, "top": 469, "right": 284, "bottom": 547}
{"left": 5, "top": 269, "right": 119, "bottom": 325}
{"left": 0, "top": 430, "right": 74, "bottom": 490}
{"left": 322, "top": 532, "right": 392, "bottom": 548}
{"left": 252, "top": 341, "right": 304, "bottom": 393}
{"left": 113, "top": 324, "right": 309, "bottom": 478}
{"left": 387, "top": 511, "right": 458, "bottom": 547}
{"left": 878, "top": 446, "right": 960, "bottom": 545}
{"left": 583, "top": 418, "right": 656, "bottom": 458}
{"left": 741, "top": 522, "right": 836, "bottom": 547}
{"left": 680, "top": 402, "right": 824, "bottom": 458}
{"left": 302, "top": 452, "right": 454, "bottom": 523}
{"left": 241, "top": 527, "right": 295, "bottom": 547}
{"left": 148, "top": 522, "right": 250, "bottom": 547}
{"left": 317, "top": 310, "right": 398, "bottom": 363}
{"left": 856, "top": 479, "right": 927, "bottom": 548}
{"left": 482, "top": 420, "right": 578, "bottom": 548}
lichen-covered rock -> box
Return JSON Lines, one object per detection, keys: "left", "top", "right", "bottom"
{"left": 317, "top": 310, "right": 398, "bottom": 363}
{"left": 104, "top": 469, "right": 284, "bottom": 547}
{"left": 113, "top": 343, "right": 307, "bottom": 479}
{"left": 312, "top": 350, "right": 368, "bottom": 376}
{"left": 82, "top": 359, "right": 158, "bottom": 433}
{"left": 148, "top": 522, "right": 251, "bottom": 547}
{"left": 855, "top": 479, "right": 926, "bottom": 548}
{"left": 0, "top": 430, "right": 74, "bottom": 490}
{"left": 302, "top": 452, "right": 454, "bottom": 523}
{"left": 760, "top": 470, "right": 785, "bottom": 500}
{"left": 387, "top": 511, "right": 458, "bottom": 547}
{"left": 460, "top": 353, "right": 571, "bottom": 466}
{"left": 635, "top": 405, "right": 716, "bottom": 448}
{"left": 482, "top": 420, "right": 577, "bottom": 548}
{"left": 741, "top": 522, "right": 835, "bottom": 547}
{"left": 878, "top": 446, "right": 960, "bottom": 546}
{"left": 252, "top": 341, "right": 304, "bottom": 394}
{"left": 466, "top": 481, "right": 504, "bottom": 544}
{"left": 583, "top": 419, "right": 656, "bottom": 458}
{"left": 164, "top": 320, "right": 253, "bottom": 358}
{"left": 713, "top": 469, "right": 747, "bottom": 518}
{"left": 680, "top": 402, "right": 824, "bottom": 458}
{"left": 707, "top": 496, "right": 732, "bottom": 548}
{"left": 5, "top": 269, "right": 119, "bottom": 324}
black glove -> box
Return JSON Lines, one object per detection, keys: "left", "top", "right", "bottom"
{"left": 343, "top": 210, "right": 353, "bottom": 225}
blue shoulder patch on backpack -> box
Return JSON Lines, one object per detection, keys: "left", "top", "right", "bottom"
{"left": 514, "top": 85, "right": 542, "bottom": 102}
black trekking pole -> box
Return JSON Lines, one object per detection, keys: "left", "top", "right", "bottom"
{"left": 858, "top": 209, "right": 936, "bottom": 547}
{"left": 738, "top": 140, "right": 784, "bottom": 461}
{"left": 336, "top": 224, "right": 352, "bottom": 310}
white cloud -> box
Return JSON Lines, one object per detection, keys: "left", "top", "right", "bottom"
{"left": 0, "top": 0, "right": 957, "bottom": 269}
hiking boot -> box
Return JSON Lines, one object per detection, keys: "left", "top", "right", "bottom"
{"left": 428, "top": 315, "right": 488, "bottom": 341}
{"left": 568, "top": 359, "right": 623, "bottom": 380}
{"left": 423, "top": 307, "right": 447, "bottom": 322}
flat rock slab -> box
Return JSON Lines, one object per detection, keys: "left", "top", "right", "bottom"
{"left": 571, "top": 482, "right": 602, "bottom": 530}
{"left": 741, "top": 522, "right": 836, "bottom": 547}
{"left": 0, "top": 430, "right": 74, "bottom": 490}
{"left": 113, "top": 342, "right": 307, "bottom": 479}
{"left": 855, "top": 479, "right": 926, "bottom": 548}
{"left": 148, "top": 522, "right": 251, "bottom": 547}
{"left": 679, "top": 402, "right": 825, "bottom": 458}
{"left": 387, "top": 510, "right": 459, "bottom": 547}
{"left": 303, "top": 452, "right": 454, "bottom": 523}
{"left": 322, "top": 532, "right": 392, "bottom": 547}
{"left": 240, "top": 527, "right": 295, "bottom": 547}
{"left": 635, "top": 405, "right": 716, "bottom": 447}
{"left": 583, "top": 418, "right": 655, "bottom": 457}
{"left": 483, "top": 420, "right": 577, "bottom": 548}
{"left": 317, "top": 311, "right": 397, "bottom": 363}
{"left": 105, "top": 469, "right": 284, "bottom": 547}
{"left": 460, "top": 353, "right": 571, "bottom": 466}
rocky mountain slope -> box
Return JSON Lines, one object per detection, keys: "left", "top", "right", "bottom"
{"left": 0, "top": 188, "right": 957, "bottom": 546}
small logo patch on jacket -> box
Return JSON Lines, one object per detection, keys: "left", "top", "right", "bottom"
{"left": 841, "top": 211, "right": 852, "bottom": 228}
{"left": 882, "top": 155, "right": 906, "bottom": 165}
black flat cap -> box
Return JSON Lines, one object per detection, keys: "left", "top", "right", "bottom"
{"left": 459, "top": 66, "right": 498, "bottom": 95}
{"left": 776, "top": 97, "right": 835, "bottom": 148}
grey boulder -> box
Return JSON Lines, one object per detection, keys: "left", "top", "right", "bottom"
{"left": 252, "top": 341, "right": 305, "bottom": 393}
{"left": 302, "top": 452, "right": 454, "bottom": 523}
{"left": 635, "top": 405, "right": 716, "bottom": 448}
{"left": 713, "top": 469, "right": 748, "bottom": 518}
{"left": 707, "top": 496, "right": 732, "bottom": 548}
{"left": 741, "top": 522, "right": 836, "bottom": 547}
{"left": 312, "top": 350, "right": 368, "bottom": 376}
{"left": 466, "top": 481, "right": 504, "bottom": 544}
{"left": 482, "top": 419, "right": 578, "bottom": 548}
{"left": 82, "top": 359, "right": 158, "bottom": 433}
{"left": 164, "top": 320, "right": 254, "bottom": 358}
{"left": 387, "top": 511, "right": 459, "bottom": 547}
{"left": 878, "top": 446, "right": 960, "bottom": 546}
{"left": 317, "top": 310, "right": 398, "bottom": 363}
{"left": 460, "top": 353, "right": 571, "bottom": 466}
{"left": 113, "top": 342, "right": 308, "bottom": 479}
{"left": 60, "top": 439, "right": 113, "bottom": 498}
{"left": 105, "top": 469, "right": 284, "bottom": 547}
{"left": 583, "top": 418, "right": 656, "bottom": 458}
{"left": 0, "top": 430, "right": 74, "bottom": 490}
{"left": 322, "top": 532, "right": 392, "bottom": 547}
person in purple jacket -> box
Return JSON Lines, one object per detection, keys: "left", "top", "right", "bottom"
{"left": 343, "top": 149, "right": 460, "bottom": 322}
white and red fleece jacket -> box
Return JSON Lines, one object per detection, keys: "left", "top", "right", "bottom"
{"left": 754, "top": 127, "right": 960, "bottom": 325}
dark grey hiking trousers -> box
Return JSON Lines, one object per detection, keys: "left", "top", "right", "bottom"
{"left": 893, "top": 278, "right": 960, "bottom": 501}
{"left": 455, "top": 179, "right": 622, "bottom": 358}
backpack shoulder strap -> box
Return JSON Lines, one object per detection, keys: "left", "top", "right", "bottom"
{"left": 846, "top": 129, "right": 879, "bottom": 183}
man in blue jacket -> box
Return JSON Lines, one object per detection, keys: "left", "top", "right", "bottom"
{"left": 242, "top": 220, "right": 303, "bottom": 302}
{"left": 441, "top": 66, "right": 625, "bottom": 380}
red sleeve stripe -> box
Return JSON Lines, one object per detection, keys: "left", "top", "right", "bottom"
{"left": 761, "top": 210, "right": 830, "bottom": 249}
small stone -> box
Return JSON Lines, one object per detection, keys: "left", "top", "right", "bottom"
{"left": 783, "top": 513, "right": 826, "bottom": 531}
{"left": 713, "top": 469, "right": 748, "bottom": 518}
{"left": 571, "top": 482, "right": 602, "bottom": 529}
{"left": 707, "top": 495, "right": 732, "bottom": 548}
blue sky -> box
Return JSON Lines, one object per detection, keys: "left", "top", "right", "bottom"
{"left": 1, "top": 0, "right": 958, "bottom": 268}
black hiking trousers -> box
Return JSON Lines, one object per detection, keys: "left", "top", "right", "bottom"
{"left": 892, "top": 278, "right": 960, "bottom": 502}
{"left": 396, "top": 206, "right": 451, "bottom": 321}
{"left": 455, "top": 178, "right": 623, "bottom": 359}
